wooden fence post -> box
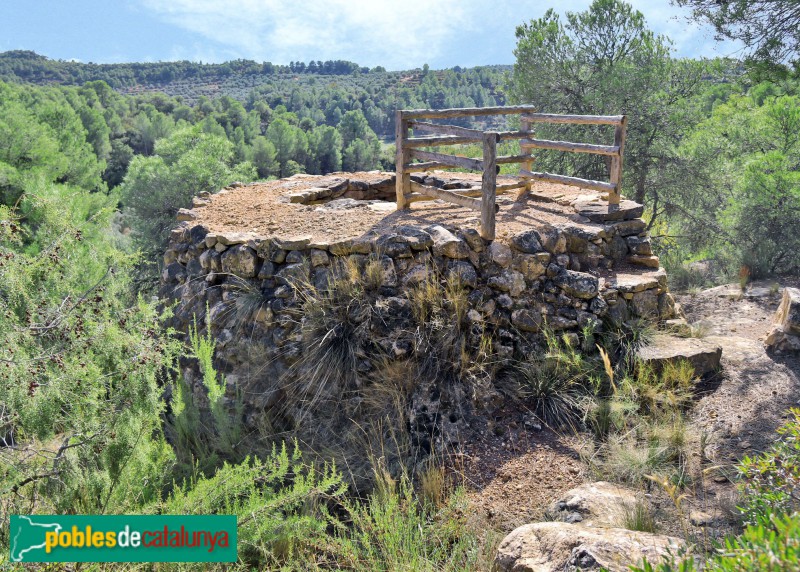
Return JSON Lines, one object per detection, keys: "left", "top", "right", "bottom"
{"left": 609, "top": 115, "right": 627, "bottom": 205}
{"left": 520, "top": 117, "right": 532, "bottom": 196}
{"left": 480, "top": 132, "right": 499, "bottom": 240}
{"left": 395, "top": 110, "right": 410, "bottom": 209}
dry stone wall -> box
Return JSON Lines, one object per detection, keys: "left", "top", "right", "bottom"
{"left": 160, "top": 179, "right": 678, "bottom": 456}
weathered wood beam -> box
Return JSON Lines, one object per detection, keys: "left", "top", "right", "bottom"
{"left": 496, "top": 180, "right": 529, "bottom": 192}
{"left": 395, "top": 110, "right": 410, "bottom": 209}
{"left": 497, "top": 130, "right": 535, "bottom": 141}
{"left": 519, "top": 118, "right": 533, "bottom": 195}
{"left": 403, "top": 161, "right": 447, "bottom": 173}
{"left": 405, "top": 135, "right": 481, "bottom": 147}
{"left": 409, "top": 149, "right": 483, "bottom": 171}
{"left": 520, "top": 113, "right": 624, "bottom": 125}
{"left": 403, "top": 104, "right": 538, "bottom": 120}
{"left": 496, "top": 153, "right": 534, "bottom": 165}
{"left": 520, "top": 138, "right": 619, "bottom": 156}
{"left": 409, "top": 120, "right": 483, "bottom": 138}
{"left": 608, "top": 116, "right": 628, "bottom": 205}
{"left": 481, "top": 132, "right": 499, "bottom": 240}
{"left": 448, "top": 187, "right": 517, "bottom": 198}
{"left": 519, "top": 169, "right": 617, "bottom": 193}
{"left": 408, "top": 181, "right": 488, "bottom": 211}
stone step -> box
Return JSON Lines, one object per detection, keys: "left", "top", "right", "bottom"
{"left": 637, "top": 334, "right": 722, "bottom": 377}
{"left": 603, "top": 268, "right": 667, "bottom": 294}
{"left": 573, "top": 198, "right": 644, "bottom": 222}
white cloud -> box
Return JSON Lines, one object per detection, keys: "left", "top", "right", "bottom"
{"left": 137, "top": 0, "right": 744, "bottom": 68}
{"left": 139, "top": 0, "right": 469, "bottom": 69}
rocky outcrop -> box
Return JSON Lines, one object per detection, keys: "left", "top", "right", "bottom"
{"left": 765, "top": 287, "right": 800, "bottom": 353}
{"left": 495, "top": 522, "right": 684, "bottom": 572}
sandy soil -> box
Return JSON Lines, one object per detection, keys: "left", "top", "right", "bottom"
{"left": 192, "top": 171, "right": 603, "bottom": 243}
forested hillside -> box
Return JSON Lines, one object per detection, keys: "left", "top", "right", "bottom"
{"left": 0, "top": 51, "right": 509, "bottom": 137}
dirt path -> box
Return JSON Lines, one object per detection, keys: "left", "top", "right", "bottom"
{"left": 679, "top": 282, "right": 800, "bottom": 467}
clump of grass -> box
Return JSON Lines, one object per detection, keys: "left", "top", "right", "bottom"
{"left": 500, "top": 329, "right": 596, "bottom": 428}
{"left": 363, "top": 254, "right": 386, "bottom": 291}
{"left": 618, "top": 498, "right": 659, "bottom": 533}
{"left": 595, "top": 432, "right": 671, "bottom": 486}
{"left": 419, "top": 460, "right": 448, "bottom": 509}
{"left": 599, "top": 318, "right": 654, "bottom": 378}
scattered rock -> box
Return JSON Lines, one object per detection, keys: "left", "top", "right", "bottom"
{"left": 489, "top": 242, "right": 513, "bottom": 267}
{"left": 220, "top": 245, "right": 259, "bottom": 278}
{"left": 689, "top": 511, "right": 715, "bottom": 527}
{"left": 496, "top": 522, "right": 684, "bottom": 572}
{"left": 553, "top": 270, "right": 599, "bottom": 300}
{"left": 511, "top": 230, "right": 543, "bottom": 254}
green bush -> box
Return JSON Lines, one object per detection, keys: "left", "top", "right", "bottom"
{"left": 633, "top": 512, "right": 800, "bottom": 571}
{"left": 738, "top": 408, "right": 800, "bottom": 526}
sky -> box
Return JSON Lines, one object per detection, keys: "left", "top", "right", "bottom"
{"left": 0, "top": 1, "right": 744, "bottom": 70}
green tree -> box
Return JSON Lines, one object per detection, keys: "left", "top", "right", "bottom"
{"left": 0, "top": 179, "right": 180, "bottom": 523}
{"left": 266, "top": 118, "right": 308, "bottom": 178}
{"left": 250, "top": 135, "right": 278, "bottom": 179}
{"left": 727, "top": 152, "right": 800, "bottom": 276}
{"left": 510, "top": 0, "right": 703, "bottom": 214}
{"left": 674, "top": 0, "right": 800, "bottom": 70}
{"left": 312, "top": 125, "right": 343, "bottom": 174}
{"left": 337, "top": 110, "right": 381, "bottom": 172}
{"left": 121, "top": 126, "right": 255, "bottom": 261}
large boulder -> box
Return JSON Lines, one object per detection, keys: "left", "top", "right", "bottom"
{"left": 637, "top": 334, "right": 722, "bottom": 377}
{"left": 496, "top": 522, "right": 683, "bottom": 572}
{"left": 548, "top": 482, "right": 639, "bottom": 527}
{"left": 765, "top": 287, "right": 800, "bottom": 353}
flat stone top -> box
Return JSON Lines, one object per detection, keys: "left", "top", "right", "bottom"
{"left": 186, "top": 171, "right": 616, "bottom": 245}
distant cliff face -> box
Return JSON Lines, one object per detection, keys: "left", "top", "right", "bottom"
{"left": 159, "top": 172, "right": 677, "bottom": 481}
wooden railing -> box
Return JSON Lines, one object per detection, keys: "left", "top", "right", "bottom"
{"left": 394, "top": 105, "right": 627, "bottom": 240}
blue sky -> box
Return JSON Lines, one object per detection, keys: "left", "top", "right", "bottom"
{"left": 0, "top": 1, "right": 743, "bottom": 70}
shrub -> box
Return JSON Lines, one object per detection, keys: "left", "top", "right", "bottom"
{"left": 499, "top": 330, "right": 595, "bottom": 427}
{"left": 738, "top": 408, "right": 800, "bottom": 526}
{"left": 633, "top": 512, "right": 800, "bottom": 572}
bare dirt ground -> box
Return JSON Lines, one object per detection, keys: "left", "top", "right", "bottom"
{"left": 681, "top": 280, "right": 800, "bottom": 473}
{"left": 193, "top": 171, "right": 603, "bottom": 244}
{"left": 457, "top": 279, "right": 800, "bottom": 544}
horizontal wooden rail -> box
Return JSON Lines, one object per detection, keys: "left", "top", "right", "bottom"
{"left": 405, "top": 135, "right": 480, "bottom": 147}
{"left": 409, "top": 149, "right": 483, "bottom": 171}
{"left": 403, "top": 104, "right": 538, "bottom": 120}
{"left": 452, "top": 181, "right": 527, "bottom": 196}
{"left": 496, "top": 153, "right": 534, "bottom": 165}
{"left": 409, "top": 120, "right": 483, "bottom": 138}
{"left": 519, "top": 169, "right": 617, "bottom": 193}
{"left": 497, "top": 130, "right": 535, "bottom": 142}
{"left": 520, "top": 113, "right": 624, "bottom": 125}
{"left": 520, "top": 138, "right": 619, "bottom": 156}
{"left": 408, "top": 181, "right": 493, "bottom": 211}
{"left": 403, "top": 161, "right": 446, "bottom": 173}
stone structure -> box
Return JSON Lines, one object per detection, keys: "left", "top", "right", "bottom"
{"left": 160, "top": 172, "right": 679, "bottom": 455}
